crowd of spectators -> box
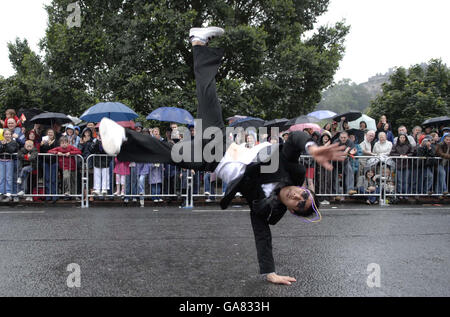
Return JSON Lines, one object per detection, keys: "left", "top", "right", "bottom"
{"left": 0, "top": 108, "right": 449, "bottom": 206}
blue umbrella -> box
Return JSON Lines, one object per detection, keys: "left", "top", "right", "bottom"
{"left": 80, "top": 102, "right": 138, "bottom": 123}
{"left": 307, "top": 110, "right": 337, "bottom": 120}
{"left": 147, "top": 107, "right": 194, "bottom": 125}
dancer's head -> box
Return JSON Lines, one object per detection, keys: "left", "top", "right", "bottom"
{"left": 277, "top": 186, "right": 320, "bottom": 219}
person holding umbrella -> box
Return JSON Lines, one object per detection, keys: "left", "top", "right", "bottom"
{"left": 99, "top": 27, "right": 347, "bottom": 285}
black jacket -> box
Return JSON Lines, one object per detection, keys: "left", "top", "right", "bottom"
{"left": 0, "top": 140, "right": 19, "bottom": 159}
{"left": 18, "top": 147, "right": 38, "bottom": 170}
{"left": 90, "top": 139, "right": 112, "bottom": 168}
{"left": 220, "top": 131, "right": 310, "bottom": 274}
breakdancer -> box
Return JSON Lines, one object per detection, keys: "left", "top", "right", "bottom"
{"left": 100, "top": 27, "right": 346, "bottom": 285}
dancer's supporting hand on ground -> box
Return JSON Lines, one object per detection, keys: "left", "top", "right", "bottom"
{"left": 266, "top": 273, "right": 297, "bottom": 286}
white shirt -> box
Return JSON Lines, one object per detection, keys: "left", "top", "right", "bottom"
{"left": 215, "top": 142, "right": 279, "bottom": 197}
{"left": 215, "top": 142, "right": 272, "bottom": 185}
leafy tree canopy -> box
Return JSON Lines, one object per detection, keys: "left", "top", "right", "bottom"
{"left": 367, "top": 59, "right": 450, "bottom": 131}
{"left": 2, "top": 0, "right": 349, "bottom": 121}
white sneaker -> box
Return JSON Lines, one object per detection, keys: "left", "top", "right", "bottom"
{"left": 132, "top": 198, "right": 137, "bottom": 202}
{"left": 26, "top": 197, "right": 33, "bottom": 202}
{"left": 140, "top": 199, "right": 145, "bottom": 208}
{"left": 2, "top": 197, "right": 11, "bottom": 202}
{"left": 204, "top": 191, "right": 211, "bottom": 196}
{"left": 17, "top": 191, "right": 25, "bottom": 197}
{"left": 13, "top": 197, "right": 19, "bottom": 202}
{"left": 101, "top": 190, "right": 108, "bottom": 196}
{"left": 321, "top": 200, "right": 330, "bottom": 205}
{"left": 189, "top": 27, "right": 224, "bottom": 44}
{"left": 205, "top": 198, "right": 212, "bottom": 203}
{"left": 99, "top": 117, "right": 126, "bottom": 155}
{"left": 93, "top": 190, "right": 101, "bottom": 196}
{"left": 17, "top": 178, "right": 22, "bottom": 184}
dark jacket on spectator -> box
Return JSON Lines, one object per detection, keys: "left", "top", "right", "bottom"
{"left": 436, "top": 142, "right": 450, "bottom": 166}
{"left": 390, "top": 135, "right": 414, "bottom": 170}
{"left": 0, "top": 140, "right": 19, "bottom": 160}
{"left": 18, "top": 147, "right": 38, "bottom": 170}
{"left": 416, "top": 142, "right": 438, "bottom": 168}
{"left": 90, "top": 139, "right": 112, "bottom": 169}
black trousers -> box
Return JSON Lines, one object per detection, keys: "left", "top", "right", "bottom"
{"left": 118, "top": 46, "right": 225, "bottom": 172}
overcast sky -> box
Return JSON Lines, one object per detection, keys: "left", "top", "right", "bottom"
{"left": 0, "top": 0, "right": 449, "bottom": 84}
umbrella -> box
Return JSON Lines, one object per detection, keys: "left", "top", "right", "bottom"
{"left": 147, "top": 107, "right": 194, "bottom": 125}
{"left": 81, "top": 102, "right": 138, "bottom": 123}
{"left": 285, "top": 115, "right": 320, "bottom": 128}
{"left": 226, "top": 115, "right": 247, "bottom": 124}
{"left": 332, "top": 111, "right": 362, "bottom": 122}
{"left": 422, "top": 116, "right": 450, "bottom": 127}
{"left": 288, "top": 123, "right": 321, "bottom": 133}
{"left": 30, "top": 112, "right": 72, "bottom": 126}
{"left": 17, "top": 108, "right": 44, "bottom": 128}
{"left": 307, "top": 110, "right": 337, "bottom": 120}
{"left": 95, "top": 121, "right": 136, "bottom": 129}
{"left": 229, "top": 117, "right": 265, "bottom": 129}
{"left": 348, "top": 114, "right": 376, "bottom": 131}
{"left": 264, "top": 118, "right": 289, "bottom": 129}
{"left": 346, "top": 129, "right": 365, "bottom": 143}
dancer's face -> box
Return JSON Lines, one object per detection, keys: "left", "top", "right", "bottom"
{"left": 278, "top": 186, "right": 312, "bottom": 213}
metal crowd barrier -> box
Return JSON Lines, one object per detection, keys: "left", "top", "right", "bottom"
{"left": 0, "top": 153, "right": 85, "bottom": 206}
{"left": 298, "top": 155, "right": 450, "bottom": 205}
{"left": 1, "top": 153, "right": 448, "bottom": 208}
{"left": 84, "top": 155, "right": 190, "bottom": 208}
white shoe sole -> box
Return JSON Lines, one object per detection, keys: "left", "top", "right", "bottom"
{"left": 189, "top": 27, "right": 224, "bottom": 42}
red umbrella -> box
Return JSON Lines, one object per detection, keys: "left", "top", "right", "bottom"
{"left": 289, "top": 123, "right": 322, "bottom": 133}
{"left": 95, "top": 121, "right": 136, "bottom": 129}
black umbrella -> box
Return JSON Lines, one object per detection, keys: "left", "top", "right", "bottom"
{"left": 347, "top": 129, "right": 365, "bottom": 143}
{"left": 30, "top": 112, "right": 72, "bottom": 126}
{"left": 264, "top": 118, "right": 289, "bottom": 129}
{"left": 422, "top": 116, "right": 450, "bottom": 127}
{"left": 17, "top": 108, "right": 44, "bottom": 128}
{"left": 284, "top": 115, "right": 320, "bottom": 129}
{"left": 229, "top": 117, "right": 265, "bottom": 129}
{"left": 332, "top": 111, "right": 362, "bottom": 122}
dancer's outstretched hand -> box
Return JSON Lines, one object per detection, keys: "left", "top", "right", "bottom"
{"left": 308, "top": 143, "right": 347, "bottom": 171}
{"left": 266, "top": 273, "right": 297, "bottom": 285}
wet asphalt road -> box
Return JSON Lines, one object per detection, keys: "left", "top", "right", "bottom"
{"left": 0, "top": 203, "right": 448, "bottom": 297}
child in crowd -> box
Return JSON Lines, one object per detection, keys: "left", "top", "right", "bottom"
{"left": 149, "top": 163, "right": 163, "bottom": 203}
{"left": 136, "top": 162, "right": 150, "bottom": 206}
{"left": 0, "top": 129, "right": 19, "bottom": 202}
{"left": 357, "top": 169, "right": 379, "bottom": 205}
{"left": 17, "top": 140, "right": 38, "bottom": 201}
{"left": 48, "top": 136, "right": 82, "bottom": 200}
{"left": 113, "top": 158, "right": 130, "bottom": 196}
{"left": 0, "top": 109, "right": 22, "bottom": 128}
{"left": 65, "top": 125, "right": 80, "bottom": 148}
{"left": 90, "top": 135, "right": 112, "bottom": 196}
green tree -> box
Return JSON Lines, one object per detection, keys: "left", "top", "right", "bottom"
{"left": 0, "top": 38, "right": 94, "bottom": 115}
{"left": 367, "top": 59, "right": 450, "bottom": 130}
{"left": 38, "top": 0, "right": 349, "bottom": 119}
{"left": 316, "top": 78, "right": 371, "bottom": 114}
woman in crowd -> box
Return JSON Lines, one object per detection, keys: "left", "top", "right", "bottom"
{"left": 315, "top": 131, "right": 333, "bottom": 205}
{"left": 0, "top": 129, "right": 19, "bottom": 202}
{"left": 373, "top": 132, "right": 393, "bottom": 156}
{"left": 390, "top": 133, "right": 414, "bottom": 196}
{"left": 40, "top": 129, "right": 59, "bottom": 202}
